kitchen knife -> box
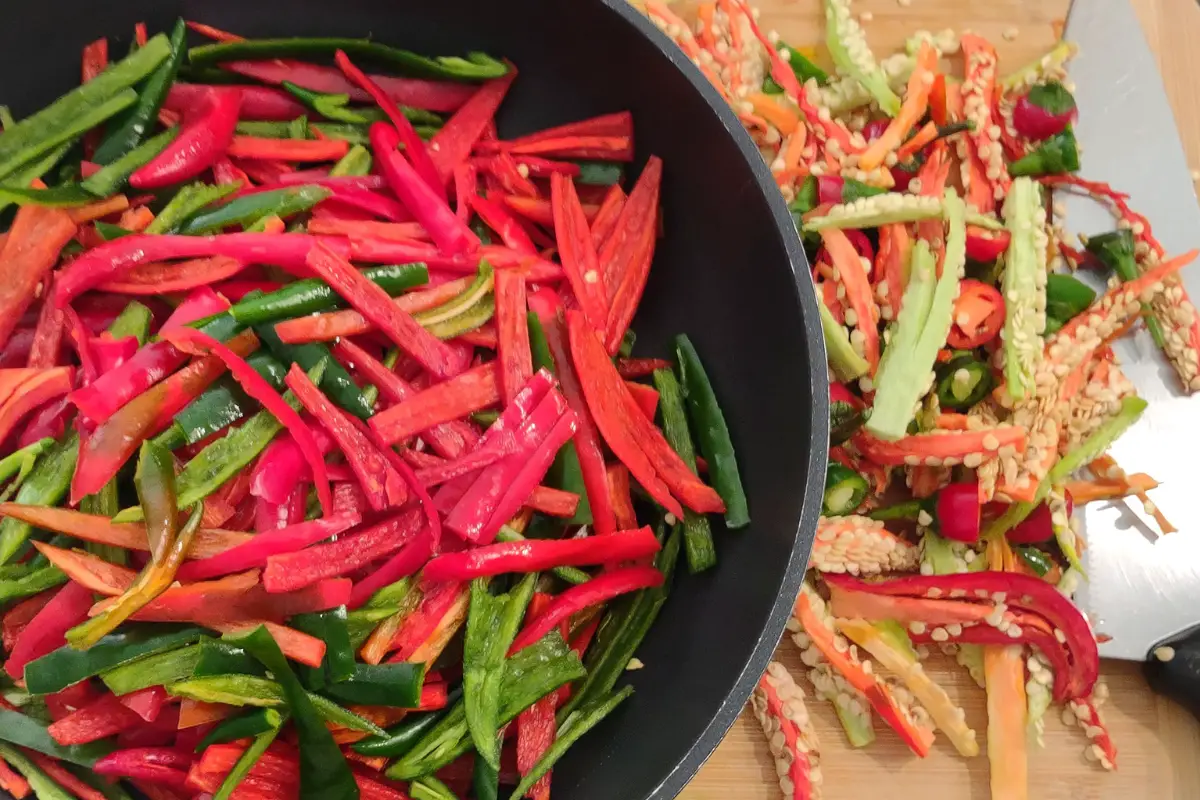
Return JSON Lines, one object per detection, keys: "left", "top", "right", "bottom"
{"left": 1058, "top": 0, "right": 1200, "bottom": 715}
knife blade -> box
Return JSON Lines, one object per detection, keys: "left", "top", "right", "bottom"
{"left": 1058, "top": 0, "right": 1200, "bottom": 665}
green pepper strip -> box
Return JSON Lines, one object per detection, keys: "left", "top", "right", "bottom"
{"left": 231, "top": 263, "right": 429, "bottom": 326}
{"left": 292, "top": 607, "right": 355, "bottom": 690}
{"left": 675, "top": 335, "right": 750, "bottom": 529}
{"left": 100, "top": 642, "right": 202, "bottom": 695}
{"left": 256, "top": 322, "right": 373, "bottom": 419}
{"left": 222, "top": 626, "right": 359, "bottom": 800}
{"left": 197, "top": 708, "right": 286, "bottom": 751}
{"left": 346, "top": 607, "right": 402, "bottom": 651}
{"left": 179, "top": 185, "right": 331, "bottom": 234}
{"left": 0, "top": 431, "right": 79, "bottom": 564}
{"left": 352, "top": 688, "right": 463, "bottom": 757}
{"left": 93, "top": 20, "right": 187, "bottom": 166}
{"left": 412, "top": 776, "right": 461, "bottom": 800}
{"left": 0, "top": 183, "right": 104, "bottom": 208}
{"left": 81, "top": 128, "right": 179, "bottom": 199}
{"left": 509, "top": 686, "right": 634, "bottom": 800}
{"left": 0, "top": 439, "right": 54, "bottom": 488}
{"left": 193, "top": 639, "right": 268, "bottom": 678}
{"left": 473, "top": 756, "right": 499, "bottom": 800}
{"left": 188, "top": 38, "right": 508, "bottom": 82}
{"left": 145, "top": 181, "right": 242, "bottom": 235}
{"left": 0, "top": 566, "right": 67, "bottom": 607}
{"left": 214, "top": 723, "right": 283, "bottom": 800}
{"left": 331, "top": 144, "right": 373, "bottom": 177}
{"left": 1043, "top": 273, "right": 1096, "bottom": 335}
{"left": 282, "top": 81, "right": 441, "bottom": 126}
{"left": 323, "top": 662, "right": 427, "bottom": 708}
{"left": 0, "top": 35, "right": 170, "bottom": 181}
{"left": 0, "top": 711, "right": 113, "bottom": 767}
{"left": 0, "top": 142, "right": 75, "bottom": 214}
{"left": 574, "top": 161, "right": 624, "bottom": 187}
{"left": 654, "top": 368, "right": 717, "bottom": 572}
{"left": 0, "top": 740, "right": 84, "bottom": 798}
{"left": 464, "top": 574, "right": 536, "bottom": 769}
{"left": 161, "top": 350, "right": 288, "bottom": 449}
{"left": 24, "top": 625, "right": 207, "bottom": 694}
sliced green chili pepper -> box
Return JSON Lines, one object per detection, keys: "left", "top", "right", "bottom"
{"left": 179, "top": 185, "right": 330, "bottom": 234}
{"left": 108, "top": 301, "right": 153, "bottom": 344}
{"left": 352, "top": 688, "right": 463, "bottom": 757}
{"left": 822, "top": 463, "right": 869, "bottom": 516}
{"left": 231, "top": 263, "right": 428, "bottom": 326}
{"left": 841, "top": 178, "right": 887, "bottom": 204}
{"left": 189, "top": 39, "right": 508, "bottom": 82}
{"left": 472, "top": 757, "right": 499, "bottom": 800}
{"left": 510, "top": 686, "right": 634, "bottom": 800}
{"left": 0, "top": 439, "right": 53, "bottom": 488}
{"left": 528, "top": 312, "right": 591, "bottom": 525}
{"left": 221, "top": 626, "right": 358, "bottom": 799}
{"left": 255, "top": 322, "right": 371, "bottom": 419}
{"left": 24, "top": 625, "right": 207, "bottom": 694}
{"left": 331, "top": 144, "right": 373, "bottom": 177}
{"left": 347, "top": 607, "right": 400, "bottom": 650}
{"left": 559, "top": 526, "right": 680, "bottom": 719}
{"left": 193, "top": 639, "right": 267, "bottom": 678}
{"left": 284, "top": 81, "right": 385, "bottom": 123}
{"left": 365, "top": 577, "right": 415, "bottom": 611}
{"left": 166, "top": 350, "right": 288, "bottom": 448}
{"left": 93, "top": 221, "right": 135, "bottom": 241}
{"left": 197, "top": 708, "right": 286, "bottom": 751}
{"left": 653, "top": 368, "right": 716, "bottom": 572}
{"left": 145, "top": 181, "right": 241, "bottom": 235}
{"left": 1017, "top": 546, "right": 1054, "bottom": 577}
{"left": 292, "top": 607, "right": 355, "bottom": 690}
{"left": 778, "top": 40, "right": 829, "bottom": 85}
{"left": 935, "top": 354, "right": 994, "bottom": 410}
{"left": 412, "top": 776, "right": 461, "bottom": 800}
{"left": 0, "top": 183, "right": 105, "bottom": 208}
{"left": 424, "top": 295, "right": 495, "bottom": 340}
{"left": 0, "top": 431, "right": 79, "bottom": 564}
{"left": 214, "top": 725, "right": 281, "bottom": 800}
{"left": 1009, "top": 127, "right": 1080, "bottom": 177}
{"left": 574, "top": 161, "right": 624, "bottom": 186}
{"left": 0, "top": 566, "right": 66, "bottom": 606}
{"left": 675, "top": 335, "right": 749, "bottom": 529}
{"left": 415, "top": 263, "right": 494, "bottom": 328}
{"left": 0, "top": 35, "right": 170, "bottom": 181}
{"left": 100, "top": 642, "right": 202, "bottom": 695}
{"left": 1044, "top": 273, "right": 1097, "bottom": 335}
{"left": 464, "top": 574, "right": 536, "bottom": 769}
{"left": 0, "top": 142, "right": 75, "bottom": 214}
{"left": 387, "top": 632, "right": 585, "bottom": 780}
{"left": 93, "top": 20, "right": 187, "bottom": 166}
{"left": 0, "top": 741, "right": 76, "bottom": 799}
{"left": 494, "top": 526, "right": 590, "bottom": 585}
{"left": 1085, "top": 229, "right": 1166, "bottom": 346}
{"left": 81, "top": 127, "right": 179, "bottom": 198}
{"left": 323, "top": 662, "right": 427, "bottom": 708}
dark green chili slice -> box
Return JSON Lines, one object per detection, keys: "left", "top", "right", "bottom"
{"left": 189, "top": 38, "right": 508, "bottom": 82}
{"left": 100, "top": 642, "right": 202, "bottom": 695}
{"left": 179, "top": 185, "right": 330, "bottom": 234}
{"left": 322, "top": 662, "right": 427, "bottom": 708}
{"left": 822, "top": 463, "right": 869, "bottom": 516}
{"left": 574, "top": 161, "right": 624, "bottom": 186}
{"left": 1017, "top": 546, "right": 1054, "bottom": 577}
{"left": 1044, "top": 273, "right": 1097, "bottom": 334}
{"left": 1085, "top": 229, "right": 1165, "bottom": 346}
{"left": 255, "top": 323, "right": 371, "bottom": 420}
{"left": 1009, "top": 127, "right": 1080, "bottom": 177}
{"left": 146, "top": 182, "right": 241, "bottom": 235}
{"left": 935, "top": 354, "right": 994, "bottom": 410}
{"left": 193, "top": 639, "right": 267, "bottom": 678}
{"left": 653, "top": 368, "right": 716, "bottom": 573}
{"left": 197, "top": 708, "right": 286, "bottom": 751}
{"left": 0, "top": 431, "right": 79, "bottom": 565}
{"left": 331, "top": 144, "right": 373, "bottom": 177}
{"left": 292, "top": 607, "right": 355, "bottom": 689}
{"left": 675, "top": 335, "right": 749, "bottom": 529}
{"left": 231, "top": 263, "right": 428, "bottom": 326}
{"left": 166, "top": 350, "right": 288, "bottom": 448}
{"left": 24, "top": 625, "right": 207, "bottom": 694}
{"left": 868, "top": 499, "right": 926, "bottom": 522}
{"left": 0, "top": 183, "right": 106, "bottom": 208}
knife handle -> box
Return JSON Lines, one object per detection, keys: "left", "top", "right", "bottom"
{"left": 1143, "top": 628, "right": 1200, "bottom": 719}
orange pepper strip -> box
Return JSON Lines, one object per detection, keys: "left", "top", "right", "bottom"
{"left": 859, "top": 42, "right": 939, "bottom": 171}
{"left": 855, "top": 426, "right": 1027, "bottom": 466}
{"left": 820, "top": 228, "right": 880, "bottom": 372}
{"left": 748, "top": 93, "right": 800, "bottom": 136}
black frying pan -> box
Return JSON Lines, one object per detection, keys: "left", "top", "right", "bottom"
{"left": 0, "top": 1, "right": 826, "bottom": 797}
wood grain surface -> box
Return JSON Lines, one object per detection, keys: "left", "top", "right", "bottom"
{"left": 674, "top": 0, "right": 1200, "bottom": 797}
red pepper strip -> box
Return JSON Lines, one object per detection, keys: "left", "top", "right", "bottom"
{"left": 211, "top": 620, "right": 327, "bottom": 668}
{"left": 825, "top": 572, "right": 1099, "bottom": 700}
{"left": 176, "top": 513, "right": 359, "bottom": 582}
{"left": 589, "top": 184, "right": 627, "bottom": 251}
{"left": 624, "top": 381, "right": 659, "bottom": 420}
{"left": 528, "top": 296, "right": 617, "bottom": 536}
{"left": 166, "top": 83, "right": 306, "bottom": 122}
{"left": 131, "top": 87, "right": 241, "bottom": 190}
{"left": 48, "top": 693, "right": 143, "bottom": 746}
{"left": 226, "top": 135, "right": 350, "bottom": 163}
{"left": 419, "top": 680, "right": 451, "bottom": 711}
{"left": 2, "top": 581, "right": 92, "bottom": 681}
{"left": 121, "top": 686, "right": 167, "bottom": 723}
{"left": 70, "top": 330, "right": 257, "bottom": 502}
{"left": 233, "top": 158, "right": 294, "bottom": 185}
{"left": 371, "top": 123, "right": 479, "bottom": 256}
{"left": 224, "top": 59, "right": 476, "bottom": 113}
{"left": 45, "top": 682, "right": 101, "bottom": 722}
{"left": 27, "top": 294, "right": 66, "bottom": 370}
{"left": 15, "top": 397, "right": 70, "bottom": 449}
{"left": 81, "top": 37, "right": 108, "bottom": 82}
{"left": 308, "top": 242, "right": 462, "bottom": 382}
{"left": 370, "top": 362, "right": 499, "bottom": 445}
{"left": 307, "top": 218, "right": 428, "bottom": 241}
{"left": 414, "top": 439, "right": 516, "bottom": 488}
{"left": 454, "top": 162, "right": 477, "bottom": 223}
{"left": 163, "top": 326, "right": 334, "bottom": 516}
{"left": 509, "top": 136, "right": 634, "bottom": 162}
{"left": 69, "top": 289, "right": 228, "bottom": 424}
{"left": 348, "top": 534, "right": 433, "bottom": 611}
{"left": 486, "top": 152, "right": 539, "bottom": 198}
{"left": 335, "top": 50, "right": 445, "bottom": 202}
{"left": 345, "top": 237, "right": 564, "bottom": 282}
{"left": 615, "top": 358, "right": 671, "bottom": 380}
{"left": 2, "top": 591, "right": 54, "bottom": 653}
{"left": 62, "top": 307, "right": 100, "bottom": 384}
{"left": 382, "top": 581, "right": 469, "bottom": 663}
{"left": 567, "top": 311, "right": 724, "bottom": 516}
{"left": 316, "top": 187, "right": 412, "bottom": 222}
{"left": 129, "top": 578, "right": 352, "bottom": 627}
{"left": 524, "top": 486, "right": 580, "bottom": 519}
{"left": 333, "top": 339, "right": 478, "bottom": 458}
{"left": 507, "top": 155, "right": 580, "bottom": 180}
{"left": 186, "top": 20, "right": 244, "bottom": 42}
{"left": 0, "top": 367, "right": 73, "bottom": 445}
{"left": 264, "top": 508, "right": 423, "bottom": 593}
{"left": 853, "top": 426, "right": 1027, "bottom": 466}
{"left": 0, "top": 756, "right": 30, "bottom": 800}
{"left": 502, "top": 195, "right": 600, "bottom": 229}
{"left": 502, "top": 112, "right": 634, "bottom": 150}
{"left": 197, "top": 744, "right": 410, "bottom": 800}
{"left": 0, "top": 207, "right": 77, "bottom": 347}
{"left": 606, "top": 464, "right": 638, "bottom": 530}
{"left": 517, "top": 660, "right": 556, "bottom": 798}
{"left": 551, "top": 172, "right": 609, "bottom": 331}
{"left": 510, "top": 566, "right": 662, "bottom": 653}
{"left": 965, "top": 225, "right": 1011, "bottom": 263}
{"left": 88, "top": 334, "right": 139, "bottom": 374}
{"left": 94, "top": 748, "right": 192, "bottom": 790}
{"left": 255, "top": 484, "right": 310, "bottom": 532}
{"left": 469, "top": 194, "right": 537, "bottom": 256}
{"left": 823, "top": 227, "right": 881, "bottom": 372}
{"left": 27, "top": 752, "right": 109, "bottom": 800}
{"left": 495, "top": 268, "right": 535, "bottom": 405}
{"left": 32, "top": 542, "right": 136, "bottom": 596}
{"left": 793, "top": 590, "right": 934, "bottom": 757}
{"left": 429, "top": 70, "right": 517, "bottom": 183}
{"left": 286, "top": 366, "right": 407, "bottom": 511}
{"left": 600, "top": 162, "right": 661, "bottom": 348}
{"left": 425, "top": 526, "right": 660, "bottom": 583}
{"left": 54, "top": 234, "right": 349, "bottom": 307}
{"left": 97, "top": 256, "right": 247, "bottom": 295}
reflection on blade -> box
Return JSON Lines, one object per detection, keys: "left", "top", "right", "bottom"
{"left": 1058, "top": 0, "right": 1200, "bottom": 660}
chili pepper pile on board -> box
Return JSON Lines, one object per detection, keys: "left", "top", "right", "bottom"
{"left": 644, "top": 0, "right": 1199, "bottom": 798}
{"left": 0, "top": 19, "right": 750, "bottom": 800}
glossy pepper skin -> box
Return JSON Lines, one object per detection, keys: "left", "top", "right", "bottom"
{"left": 130, "top": 87, "right": 241, "bottom": 189}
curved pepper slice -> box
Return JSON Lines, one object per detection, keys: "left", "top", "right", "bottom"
{"left": 131, "top": 87, "right": 240, "bottom": 189}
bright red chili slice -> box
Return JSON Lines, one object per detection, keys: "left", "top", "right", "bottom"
{"left": 947, "top": 278, "right": 1006, "bottom": 349}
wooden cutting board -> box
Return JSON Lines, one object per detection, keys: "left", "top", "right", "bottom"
{"left": 676, "top": 0, "right": 1200, "bottom": 796}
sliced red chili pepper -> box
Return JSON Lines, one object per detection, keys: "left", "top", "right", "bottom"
{"left": 502, "top": 195, "right": 600, "bottom": 229}
{"left": 486, "top": 152, "right": 539, "bottom": 197}
{"left": 25, "top": 752, "right": 105, "bottom": 800}
{"left": 131, "top": 87, "right": 240, "bottom": 190}
{"left": 947, "top": 278, "right": 1006, "bottom": 349}
{"left": 48, "top": 693, "right": 143, "bottom": 746}
{"left": 27, "top": 294, "right": 66, "bottom": 370}
{"left": 551, "top": 172, "right": 610, "bottom": 331}
{"left": 308, "top": 240, "right": 462, "bottom": 379}
{"left": 286, "top": 366, "right": 407, "bottom": 511}
{"left": 132, "top": 577, "right": 352, "bottom": 626}
{"left": 606, "top": 463, "right": 638, "bottom": 531}
{"left": 97, "top": 256, "right": 247, "bottom": 295}
{"left": 567, "top": 310, "right": 724, "bottom": 517}
{"left": 509, "top": 136, "right": 634, "bottom": 161}
{"left": 510, "top": 566, "right": 662, "bottom": 653}
{"left": 94, "top": 747, "right": 193, "bottom": 790}
{"left": 383, "top": 581, "right": 468, "bottom": 663}
{"left": 589, "top": 183, "right": 627, "bottom": 250}
{"left": 2, "top": 591, "right": 55, "bottom": 653}
{"left": 454, "top": 162, "right": 477, "bottom": 224}
{"left": 3, "top": 581, "right": 93, "bottom": 681}
{"left": 498, "top": 112, "right": 634, "bottom": 151}
{"left": 176, "top": 513, "right": 360, "bottom": 582}
{"left": 0, "top": 367, "right": 73, "bottom": 446}
{"left": 524, "top": 485, "right": 580, "bottom": 518}
{"left": 624, "top": 381, "right": 659, "bottom": 420}
{"left": 424, "top": 525, "right": 660, "bottom": 583}
{"left": 469, "top": 194, "right": 537, "bottom": 256}
{"left": 370, "top": 363, "right": 499, "bottom": 445}
{"left": 167, "top": 82, "right": 305, "bottom": 122}
{"left": 347, "top": 533, "right": 433, "bottom": 610}
{"left": 225, "top": 136, "right": 350, "bottom": 162}
{"left": 429, "top": 70, "right": 518, "bottom": 182}
{"left": 0, "top": 207, "right": 78, "bottom": 348}
{"left": 511, "top": 155, "right": 581, "bottom": 179}
{"left": 495, "top": 267, "right": 535, "bottom": 405}
{"left": 964, "top": 225, "right": 1011, "bottom": 263}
